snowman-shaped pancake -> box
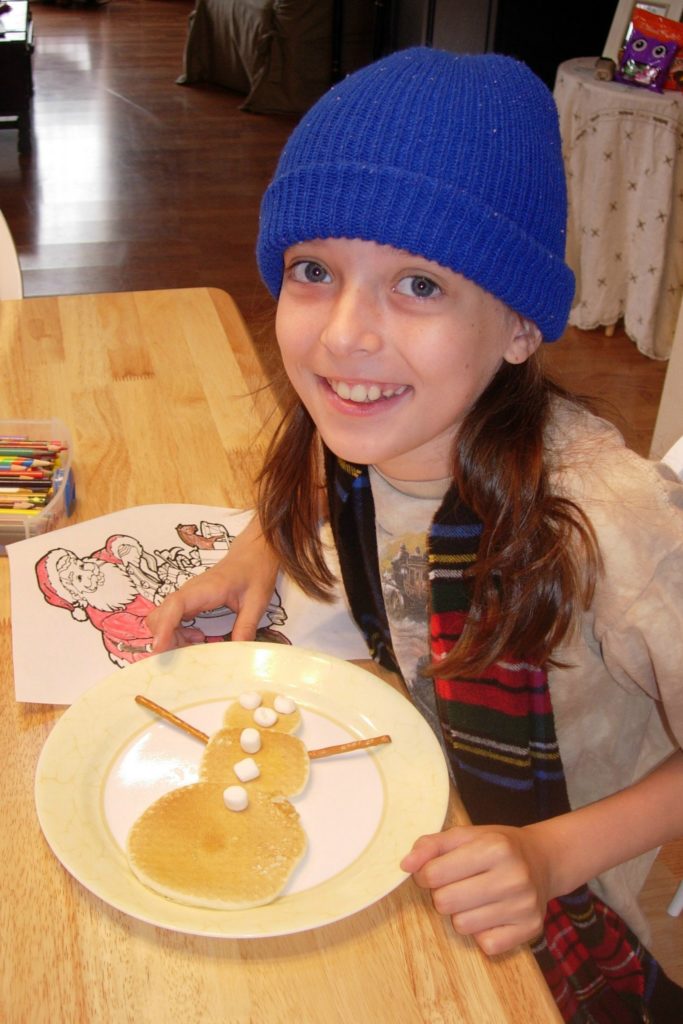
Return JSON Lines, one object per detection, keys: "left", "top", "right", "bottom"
{"left": 126, "top": 691, "right": 307, "bottom": 909}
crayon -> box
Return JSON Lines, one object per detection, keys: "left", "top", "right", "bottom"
{"left": 0, "top": 472, "right": 49, "bottom": 480}
{"left": 0, "top": 502, "right": 46, "bottom": 510}
{"left": 0, "top": 449, "right": 62, "bottom": 459}
{"left": 0, "top": 435, "right": 65, "bottom": 446}
{"left": 0, "top": 480, "right": 53, "bottom": 490}
{"left": 0, "top": 481, "right": 52, "bottom": 489}
{"left": 0, "top": 490, "right": 47, "bottom": 500}
{"left": 0, "top": 441, "right": 65, "bottom": 451}
{"left": 0, "top": 490, "right": 48, "bottom": 501}
{"left": 0, "top": 458, "right": 54, "bottom": 468}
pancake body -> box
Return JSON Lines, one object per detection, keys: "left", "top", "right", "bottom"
{"left": 127, "top": 783, "right": 306, "bottom": 909}
{"left": 223, "top": 690, "right": 302, "bottom": 734}
{"left": 200, "top": 727, "right": 310, "bottom": 795}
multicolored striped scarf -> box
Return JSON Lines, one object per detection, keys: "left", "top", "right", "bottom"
{"left": 326, "top": 450, "right": 683, "bottom": 1023}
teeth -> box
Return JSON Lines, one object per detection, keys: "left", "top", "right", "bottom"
{"left": 351, "top": 383, "right": 377, "bottom": 402}
{"left": 330, "top": 380, "right": 407, "bottom": 404}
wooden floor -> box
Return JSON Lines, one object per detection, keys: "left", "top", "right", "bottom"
{"left": 1, "top": 0, "right": 681, "bottom": 987}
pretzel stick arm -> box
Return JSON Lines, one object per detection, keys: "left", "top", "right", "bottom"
{"left": 308, "top": 734, "right": 392, "bottom": 760}
{"left": 135, "top": 694, "right": 209, "bottom": 744}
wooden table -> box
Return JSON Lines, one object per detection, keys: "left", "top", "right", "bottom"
{"left": 0, "top": 289, "right": 560, "bottom": 1023}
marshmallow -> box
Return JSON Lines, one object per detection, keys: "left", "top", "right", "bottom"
{"left": 240, "top": 727, "right": 262, "bottom": 754}
{"left": 253, "top": 706, "right": 278, "bottom": 728}
{"left": 239, "top": 691, "right": 262, "bottom": 710}
{"left": 223, "top": 786, "right": 249, "bottom": 811}
{"left": 273, "top": 695, "right": 297, "bottom": 715}
{"left": 233, "top": 757, "right": 261, "bottom": 783}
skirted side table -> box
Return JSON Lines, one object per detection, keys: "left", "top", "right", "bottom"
{"left": 554, "top": 57, "right": 683, "bottom": 359}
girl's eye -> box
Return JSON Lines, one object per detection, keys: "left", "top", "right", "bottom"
{"left": 288, "top": 260, "right": 332, "bottom": 284}
{"left": 395, "top": 275, "right": 441, "bottom": 299}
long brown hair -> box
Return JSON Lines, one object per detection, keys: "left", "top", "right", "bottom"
{"left": 257, "top": 354, "right": 600, "bottom": 676}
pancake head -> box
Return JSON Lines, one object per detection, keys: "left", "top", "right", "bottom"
{"left": 223, "top": 690, "right": 302, "bottom": 734}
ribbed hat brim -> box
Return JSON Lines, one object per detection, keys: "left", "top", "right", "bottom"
{"left": 258, "top": 164, "right": 574, "bottom": 340}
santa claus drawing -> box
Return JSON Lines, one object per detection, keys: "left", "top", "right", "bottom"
{"left": 35, "top": 527, "right": 290, "bottom": 668}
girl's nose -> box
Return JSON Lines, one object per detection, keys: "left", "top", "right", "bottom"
{"left": 320, "top": 286, "right": 383, "bottom": 355}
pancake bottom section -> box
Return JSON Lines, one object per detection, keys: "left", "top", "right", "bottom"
{"left": 127, "top": 782, "right": 307, "bottom": 909}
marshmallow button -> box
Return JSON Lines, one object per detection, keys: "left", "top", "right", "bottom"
{"left": 273, "top": 695, "right": 297, "bottom": 715}
{"left": 240, "top": 727, "right": 262, "bottom": 754}
{"left": 253, "top": 707, "right": 278, "bottom": 728}
{"left": 239, "top": 691, "right": 262, "bottom": 710}
{"left": 233, "top": 757, "right": 261, "bottom": 783}
{"left": 223, "top": 786, "right": 249, "bottom": 811}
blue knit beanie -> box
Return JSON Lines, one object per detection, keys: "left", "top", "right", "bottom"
{"left": 257, "top": 47, "right": 574, "bottom": 341}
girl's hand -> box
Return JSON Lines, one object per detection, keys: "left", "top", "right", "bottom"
{"left": 400, "top": 824, "right": 553, "bottom": 955}
{"left": 146, "top": 517, "right": 280, "bottom": 652}
{"left": 401, "top": 750, "right": 683, "bottom": 956}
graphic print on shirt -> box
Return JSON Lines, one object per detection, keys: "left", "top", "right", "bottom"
{"left": 377, "top": 531, "right": 441, "bottom": 732}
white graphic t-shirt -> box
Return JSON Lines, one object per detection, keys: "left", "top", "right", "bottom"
{"left": 369, "top": 467, "right": 451, "bottom": 758}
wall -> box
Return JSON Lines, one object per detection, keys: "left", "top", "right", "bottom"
{"left": 391, "top": 0, "right": 616, "bottom": 88}
{"left": 394, "top": 0, "right": 495, "bottom": 52}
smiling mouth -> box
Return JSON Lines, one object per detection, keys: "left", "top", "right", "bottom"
{"left": 327, "top": 379, "right": 409, "bottom": 404}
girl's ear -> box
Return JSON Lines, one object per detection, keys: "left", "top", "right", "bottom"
{"left": 503, "top": 317, "right": 543, "bottom": 365}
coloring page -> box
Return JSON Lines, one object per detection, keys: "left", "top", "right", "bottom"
{"left": 9, "top": 505, "right": 367, "bottom": 704}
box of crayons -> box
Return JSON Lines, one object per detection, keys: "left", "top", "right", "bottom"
{"left": 0, "top": 419, "right": 76, "bottom": 554}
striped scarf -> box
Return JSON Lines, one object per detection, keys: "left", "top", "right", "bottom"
{"left": 326, "top": 450, "right": 683, "bottom": 1023}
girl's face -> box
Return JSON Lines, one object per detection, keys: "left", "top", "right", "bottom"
{"left": 276, "top": 237, "right": 541, "bottom": 481}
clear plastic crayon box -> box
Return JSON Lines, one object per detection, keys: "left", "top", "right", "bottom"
{"left": 0, "top": 418, "right": 76, "bottom": 554}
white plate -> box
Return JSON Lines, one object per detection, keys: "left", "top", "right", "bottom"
{"left": 35, "top": 642, "right": 449, "bottom": 938}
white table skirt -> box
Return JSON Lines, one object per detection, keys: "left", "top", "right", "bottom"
{"left": 554, "top": 57, "right": 683, "bottom": 359}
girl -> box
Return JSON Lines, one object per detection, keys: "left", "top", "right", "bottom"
{"left": 147, "top": 48, "right": 683, "bottom": 1021}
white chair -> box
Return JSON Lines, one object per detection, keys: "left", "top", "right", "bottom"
{"left": 669, "top": 882, "right": 683, "bottom": 917}
{"left": 661, "top": 435, "right": 683, "bottom": 480}
{"left": 662, "top": 435, "right": 683, "bottom": 916}
{"left": 0, "top": 210, "right": 23, "bottom": 299}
